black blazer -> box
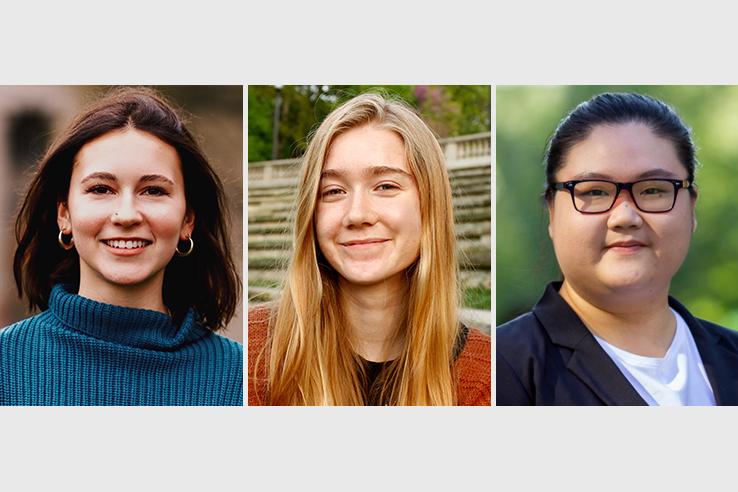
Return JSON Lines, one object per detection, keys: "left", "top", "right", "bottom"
{"left": 497, "top": 282, "right": 738, "bottom": 405}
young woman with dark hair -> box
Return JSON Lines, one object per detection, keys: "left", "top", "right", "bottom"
{"left": 1, "top": 87, "right": 242, "bottom": 406}
{"left": 497, "top": 92, "right": 738, "bottom": 406}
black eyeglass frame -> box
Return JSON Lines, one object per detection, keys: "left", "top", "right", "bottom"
{"left": 550, "top": 178, "right": 693, "bottom": 214}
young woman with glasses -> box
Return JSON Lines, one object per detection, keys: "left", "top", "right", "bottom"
{"left": 497, "top": 92, "right": 738, "bottom": 406}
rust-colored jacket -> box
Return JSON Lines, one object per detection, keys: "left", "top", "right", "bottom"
{"left": 248, "top": 306, "right": 491, "bottom": 405}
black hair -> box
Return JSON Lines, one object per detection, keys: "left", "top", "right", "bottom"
{"left": 544, "top": 92, "right": 697, "bottom": 199}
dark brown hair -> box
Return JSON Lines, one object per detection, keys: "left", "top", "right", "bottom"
{"left": 13, "top": 87, "right": 240, "bottom": 331}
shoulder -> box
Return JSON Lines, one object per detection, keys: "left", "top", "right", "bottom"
{"left": 247, "top": 304, "right": 274, "bottom": 406}
{"left": 696, "top": 317, "right": 738, "bottom": 349}
{"left": 671, "top": 297, "right": 738, "bottom": 351}
{"left": 496, "top": 310, "right": 550, "bottom": 357}
{"left": 248, "top": 304, "right": 273, "bottom": 360}
{"left": 497, "top": 310, "right": 542, "bottom": 339}
{"left": 248, "top": 304, "right": 272, "bottom": 330}
{"left": 0, "top": 311, "right": 55, "bottom": 342}
{"left": 203, "top": 330, "right": 244, "bottom": 360}
{"left": 0, "top": 313, "right": 54, "bottom": 400}
{"left": 495, "top": 311, "right": 552, "bottom": 406}
{"left": 455, "top": 327, "right": 491, "bottom": 406}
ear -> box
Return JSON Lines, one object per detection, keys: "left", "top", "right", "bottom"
{"left": 181, "top": 209, "right": 195, "bottom": 239}
{"left": 691, "top": 185, "right": 698, "bottom": 234}
{"left": 547, "top": 200, "right": 555, "bottom": 240}
{"left": 57, "top": 201, "right": 71, "bottom": 232}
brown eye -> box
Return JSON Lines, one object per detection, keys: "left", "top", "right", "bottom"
{"left": 322, "top": 187, "right": 345, "bottom": 197}
{"left": 143, "top": 187, "right": 168, "bottom": 196}
{"left": 376, "top": 183, "right": 399, "bottom": 192}
{"left": 87, "top": 185, "right": 113, "bottom": 195}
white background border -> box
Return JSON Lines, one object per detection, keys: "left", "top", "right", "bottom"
{"left": 2, "top": 1, "right": 737, "bottom": 490}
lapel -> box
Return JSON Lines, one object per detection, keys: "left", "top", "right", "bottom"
{"left": 532, "top": 282, "right": 647, "bottom": 406}
{"left": 670, "top": 298, "right": 738, "bottom": 405}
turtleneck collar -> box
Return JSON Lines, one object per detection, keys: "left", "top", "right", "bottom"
{"left": 48, "top": 284, "right": 209, "bottom": 351}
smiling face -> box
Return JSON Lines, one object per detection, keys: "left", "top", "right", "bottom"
{"left": 548, "top": 122, "right": 696, "bottom": 302}
{"left": 315, "top": 124, "right": 422, "bottom": 291}
{"left": 58, "top": 128, "right": 194, "bottom": 304}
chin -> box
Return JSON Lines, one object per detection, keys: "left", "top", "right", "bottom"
{"left": 338, "top": 267, "right": 394, "bottom": 286}
{"left": 102, "top": 269, "right": 159, "bottom": 287}
{"left": 341, "top": 274, "right": 386, "bottom": 286}
{"left": 105, "top": 278, "right": 151, "bottom": 288}
{"left": 600, "top": 273, "right": 655, "bottom": 293}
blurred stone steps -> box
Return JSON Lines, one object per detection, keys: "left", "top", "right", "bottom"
{"left": 248, "top": 136, "right": 491, "bottom": 309}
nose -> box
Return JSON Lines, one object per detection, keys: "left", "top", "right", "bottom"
{"left": 607, "top": 192, "right": 643, "bottom": 229}
{"left": 111, "top": 193, "right": 143, "bottom": 226}
{"left": 342, "top": 191, "right": 378, "bottom": 228}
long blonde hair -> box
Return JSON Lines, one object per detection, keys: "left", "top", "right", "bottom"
{"left": 267, "top": 93, "right": 459, "bottom": 405}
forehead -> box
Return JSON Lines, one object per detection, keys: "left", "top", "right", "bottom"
{"left": 323, "top": 124, "right": 408, "bottom": 174}
{"left": 559, "top": 122, "right": 686, "bottom": 180}
{"left": 72, "top": 128, "right": 182, "bottom": 180}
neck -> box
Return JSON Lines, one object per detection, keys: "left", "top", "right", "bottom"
{"left": 339, "top": 274, "right": 408, "bottom": 362}
{"left": 77, "top": 270, "right": 168, "bottom": 315}
{"left": 559, "top": 280, "right": 675, "bottom": 357}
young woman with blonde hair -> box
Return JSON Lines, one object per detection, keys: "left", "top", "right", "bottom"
{"left": 249, "top": 92, "right": 490, "bottom": 406}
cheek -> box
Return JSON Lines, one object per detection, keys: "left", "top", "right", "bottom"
{"left": 549, "top": 208, "right": 573, "bottom": 248}
{"left": 549, "top": 208, "right": 601, "bottom": 257}
{"left": 392, "top": 195, "right": 422, "bottom": 248}
{"left": 655, "top": 216, "right": 694, "bottom": 253}
{"left": 148, "top": 206, "right": 187, "bottom": 236}
{"left": 66, "top": 196, "right": 105, "bottom": 234}
{"left": 314, "top": 204, "right": 342, "bottom": 250}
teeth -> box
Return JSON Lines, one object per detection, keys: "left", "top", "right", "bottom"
{"left": 105, "top": 240, "right": 149, "bottom": 249}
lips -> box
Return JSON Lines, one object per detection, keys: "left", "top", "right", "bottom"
{"left": 605, "top": 239, "right": 648, "bottom": 254}
{"left": 340, "top": 238, "right": 389, "bottom": 247}
{"left": 606, "top": 240, "right": 646, "bottom": 248}
{"left": 102, "top": 239, "right": 152, "bottom": 250}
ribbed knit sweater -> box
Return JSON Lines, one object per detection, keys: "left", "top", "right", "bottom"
{"left": 0, "top": 284, "right": 243, "bottom": 406}
{"left": 248, "top": 305, "right": 491, "bottom": 405}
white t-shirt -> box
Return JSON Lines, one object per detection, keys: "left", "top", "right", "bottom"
{"left": 594, "top": 309, "right": 716, "bottom": 406}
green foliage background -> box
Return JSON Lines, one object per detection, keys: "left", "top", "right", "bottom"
{"left": 497, "top": 86, "right": 738, "bottom": 330}
{"left": 248, "top": 85, "right": 492, "bottom": 310}
{"left": 248, "top": 85, "right": 491, "bottom": 162}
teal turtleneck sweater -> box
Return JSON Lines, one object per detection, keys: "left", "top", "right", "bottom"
{"left": 0, "top": 284, "right": 242, "bottom": 406}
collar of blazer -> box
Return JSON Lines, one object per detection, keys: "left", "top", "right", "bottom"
{"left": 532, "top": 282, "right": 738, "bottom": 406}
{"left": 671, "top": 297, "right": 738, "bottom": 405}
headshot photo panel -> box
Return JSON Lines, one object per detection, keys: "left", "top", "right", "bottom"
{"left": 0, "top": 85, "right": 243, "bottom": 406}
{"left": 247, "top": 85, "right": 491, "bottom": 406}
{"left": 496, "top": 85, "right": 738, "bottom": 406}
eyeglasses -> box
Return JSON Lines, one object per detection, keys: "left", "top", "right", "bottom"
{"left": 550, "top": 178, "right": 692, "bottom": 214}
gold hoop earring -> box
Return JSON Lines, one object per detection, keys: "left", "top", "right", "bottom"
{"left": 176, "top": 236, "right": 194, "bottom": 257}
{"left": 58, "top": 230, "right": 74, "bottom": 250}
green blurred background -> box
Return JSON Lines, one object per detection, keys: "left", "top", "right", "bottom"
{"left": 497, "top": 85, "right": 738, "bottom": 330}
{"left": 248, "top": 85, "right": 491, "bottom": 161}
{"left": 248, "top": 85, "right": 492, "bottom": 317}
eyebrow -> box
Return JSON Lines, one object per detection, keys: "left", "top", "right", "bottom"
{"left": 80, "top": 172, "right": 175, "bottom": 186}
{"left": 80, "top": 172, "right": 116, "bottom": 184}
{"left": 320, "top": 165, "right": 412, "bottom": 180}
{"left": 568, "top": 168, "right": 683, "bottom": 180}
{"left": 140, "top": 174, "right": 175, "bottom": 185}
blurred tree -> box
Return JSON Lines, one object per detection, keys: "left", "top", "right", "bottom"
{"left": 248, "top": 85, "right": 491, "bottom": 162}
